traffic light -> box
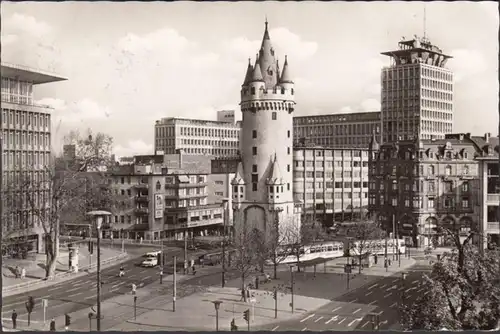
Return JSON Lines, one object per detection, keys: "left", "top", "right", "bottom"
{"left": 65, "top": 313, "right": 71, "bottom": 327}
{"left": 25, "top": 296, "right": 35, "bottom": 326}
{"left": 243, "top": 309, "right": 250, "bottom": 323}
{"left": 273, "top": 290, "right": 277, "bottom": 300}
{"left": 88, "top": 241, "right": 94, "bottom": 254}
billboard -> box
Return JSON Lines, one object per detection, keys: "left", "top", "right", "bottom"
{"left": 154, "top": 194, "right": 164, "bottom": 219}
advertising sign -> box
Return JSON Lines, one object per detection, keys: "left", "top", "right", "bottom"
{"left": 154, "top": 194, "right": 164, "bottom": 219}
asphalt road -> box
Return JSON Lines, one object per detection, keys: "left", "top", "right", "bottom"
{"left": 257, "top": 260, "right": 432, "bottom": 331}
{"left": 1, "top": 245, "right": 210, "bottom": 323}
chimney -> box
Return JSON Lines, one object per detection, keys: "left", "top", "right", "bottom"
{"left": 485, "top": 132, "right": 491, "bottom": 143}
{"left": 459, "top": 134, "right": 464, "bottom": 141}
{"left": 466, "top": 133, "right": 471, "bottom": 139}
{"left": 176, "top": 149, "right": 184, "bottom": 168}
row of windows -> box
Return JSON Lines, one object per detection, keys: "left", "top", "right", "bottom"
{"left": 299, "top": 180, "right": 369, "bottom": 188}
{"left": 421, "top": 109, "right": 453, "bottom": 120}
{"left": 372, "top": 163, "right": 473, "bottom": 177}
{"left": 1, "top": 78, "right": 33, "bottom": 96}
{"left": 2, "top": 130, "right": 50, "bottom": 148}
{"left": 2, "top": 109, "right": 51, "bottom": 128}
{"left": 178, "top": 126, "right": 239, "bottom": 138}
{"left": 179, "top": 138, "right": 238, "bottom": 147}
{"left": 293, "top": 114, "right": 380, "bottom": 125}
{"left": 296, "top": 160, "right": 369, "bottom": 168}
{"left": 180, "top": 147, "right": 239, "bottom": 156}
{"left": 241, "top": 100, "right": 294, "bottom": 113}
{"left": 421, "top": 121, "right": 453, "bottom": 134}
{"left": 295, "top": 192, "right": 368, "bottom": 201}
{"left": 2, "top": 151, "right": 51, "bottom": 171}
{"left": 382, "top": 67, "right": 452, "bottom": 82}
{"left": 372, "top": 196, "right": 469, "bottom": 210}
{"left": 295, "top": 123, "right": 379, "bottom": 137}
{"left": 372, "top": 180, "right": 470, "bottom": 193}
{"left": 242, "top": 86, "right": 294, "bottom": 96}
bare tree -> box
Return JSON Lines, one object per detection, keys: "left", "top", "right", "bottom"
{"left": 287, "top": 217, "right": 328, "bottom": 272}
{"left": 233, "top": 220, "right": 259, "bottom": 302}
{"left": 346, "top": 220, "right": 385, "bottom": 273}
{"left": 13, "top": 129, "right": 114, "bottom": 279}
{"left": 266, "top": 212, "right": 292, "bottom": 279}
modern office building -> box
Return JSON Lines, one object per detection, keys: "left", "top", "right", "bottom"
{"left": 1, "top": 63, "right": 66, "bottom": 254}
{"left": 217, "top": 110, "right": 236, "bottom": 123}
{"left": 293, "top": 112, "right": 381, "bottom": 149}
{"left": 154, "top": 117, "right": 241, "bottom": 156}
{"left": 368, "top": 132, "right": 499, "bottom": 248}
{"left": 293, "top": 146, "right": 370, "bottom": 226}
{"left": 106, "top": 153, "right": 224, "bottom": 240}
{"left": 381, "top": 36, "right": 454, "bottom": 143}
{"left": 232, "top": 20, "right": 302, "bottom": 235}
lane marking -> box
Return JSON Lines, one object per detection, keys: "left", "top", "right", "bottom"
{"left": 369, "top": 300, "right": 377, "bottom": 305}
{"left": 349, "top": 299, "right": 358, "bottom": 303}
{"left": 376, "top": 311, "right": 384, "bottom": 316}
{"left": 386, "top": 285, "right": 397, "bottom": 291}
{"left": 314, "top": 316, "right": 324, "bottom": 323}
{"left": 112, "top": 281, "right": 127, "bottom": 289}
{"left": 332, "top": 306, "right": 342, "bottom": 313}
{"left": 348, "top": 318, "right": 361, "bottom": 327}
{"left": 67, "top": 292, "right": 83, "bottom": 298}
{"left": 384, "top": 292, "right": 392, "bottom": 298}
{"left": 300, "top": 314, "right": 315, "bottom": 323}
{"left": 2, "top": 318, "right": 43, "bottom": 324}
{"left": 380, "top": 284, "right": 387, "bottom": 289}
{"left": 272, "top": 326, "right": 279, "bottom": 331}
{"left": 352, "top": 308, "right": 361, "bottom": 314}
{"left": 368, "top": 284, "right": 378, "bottom": 290}
{"left": 380, "top": 320, "right": 388, "bottom": 325}
{"left": 143, "top": 275, "right": 151, "bottom": 281}
{"left": 392, "top": 279, "right": 399, "bottom": 283}
{"left": 325, "top": 316, "right": 338, "bottom": 324}
{"left": 301, "top": 327, "right": 308, "bottom": 331}
{"left": 390, "top": 302, "right": 397, "bottom": 308}
{"left": 85, "top": 295, "right": 97, "bottom": 300}
{"left": 47, "top": 285, "right": 63, "bottom": 291}
{"left": 424, "top": 291, "right": 429, "bottom": 296}
{"left": 67, "top": 287, "right": 80, "bottom": 293}
{"left": 366, "top": 291, "right": 373, "bottom": 296}
{"left": 362, "top": 321, "right": 370, "bottom": 328}
{"left": 412, "top": 280, "right": 419, "bottom": 285}
{"left": 338, "top": 317, "right": 346, "bottom": 324}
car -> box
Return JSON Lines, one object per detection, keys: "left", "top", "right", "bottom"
{"left": 145, "top": 251, "right": 161, "bottom": 258}
{"left": 141, "top": 257, "right": 158, "bottom": 267}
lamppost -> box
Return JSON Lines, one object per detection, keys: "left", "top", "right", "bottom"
{"left": 212, "top": 300, "right": 223, "bottom": 331}
{"left": 86, "top": 210, "right": 111, "bottom": 332}
{"left": 221, "top": 198, "right": 228, "bottom": 288}
{"left": 400, "top": 271, "right": 408, "bottom": 324}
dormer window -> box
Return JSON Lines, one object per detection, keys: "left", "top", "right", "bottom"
{"left": 445, "top": 165, "right": 452, "bottom": 176}
{"left": 291, "top": 88, "right": 294, "bottom": 95}
{"left": 464, "top": 151, "right": 468, "bottom": 159}
{"left": 251, "top": 87, "right": 256, "bottom": 95}
{"left": 281, "top": 88, "right": 285, "bottom": 94}
{"left": 446, "top": 151, "right": 452, "bottom": 159}
{"left": 463, "top": 165, "right": 469, "bottom": 175}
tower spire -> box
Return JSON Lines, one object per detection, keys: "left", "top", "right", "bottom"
{"left": 423, "top": 5, "right": 427, "bottom": 39}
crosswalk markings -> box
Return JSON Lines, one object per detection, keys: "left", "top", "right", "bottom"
{"left": 412, "top": 280, "right": 419, "bottom": 285}
{"left": 380, "top": 284, "right": 387, "bottom": 289}
{"left": 380, "top": 320, "right": 388, "bottom": 325}
{"left": 361, "top": 321, "right": 370, "bottom": 328}
{"left": 369, "top": 300, "right": 377, "bottom": 305}
{"left": 384, "top": 292, "right": 392, "bottom": 298}
{"left": 392, "top": 279, "right": 399, "bottom": 283}
{"left": 300, "top": 314, "right": 315, "bottom": 323}
{"left": 368, "top": 284, "right": 378, "bottom": 290}
{"left": 347, "top": 318, "right": 362, "bottom": 327}
{"left": 338, "top": 317, "right": 346, "bottom": 324}
{"left": 314, "top": 316, "right": 324, "bottom": 323}
{"left": 376, "top": 311, "right": 384, "bottom": 316}
{"left": 386, "top": 284, "right": 397, "bottom": 291}
{"left": 332, "top": 306, "right": 342, "bottom": 313}
{"left": 366, "top": 291, "right": 373, "bottom": 296}
{"left": 349, "top": 298, "right": 358, "bottom": 303}
{"left": 353, "top": 308, "right": 361, "bottom": 314}
{"left": 325, "top": 316, "right": 338, "bottom": 324}
{"left": 301, "top": 327, "right": 308, "bottom": 331}
{"left": 272, "top": 326, "right": 279, "bottom": 331}
{"left": 390, "top": 302, "right": 397, "bottom": 308}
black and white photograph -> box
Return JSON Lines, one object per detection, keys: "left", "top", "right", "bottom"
{"left": 0, "top": 1, "right": 499, "bottom": 332}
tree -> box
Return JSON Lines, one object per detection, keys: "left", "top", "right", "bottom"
{"left": 233, "top": 220, "right": 259, "bottom": 302}
{"left": 346, "top": 220, "right": 385, "bottom": 273}
{"left": 400, "top": 230, "right": 500, "bottom": 330}
{"left": 15, "top": 129, "right": 114, "bottom": 278}
{"left": 287, "top": 218, "right": 328, "bottom": 272}
{"left": 265, "top": 212, "right": 292, "bottom": 279}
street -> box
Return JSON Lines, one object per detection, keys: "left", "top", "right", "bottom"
{"left": 256, "top": 260, "right": 431, "bottom": 331}
{"left": 1, "top": 245, "right": 202, "bottom": 324}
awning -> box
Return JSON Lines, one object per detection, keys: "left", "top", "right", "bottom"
{"left": 178, "top": 175, "right": 190, "bottom": 183}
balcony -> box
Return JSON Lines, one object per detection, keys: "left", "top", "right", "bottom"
{"left": 486, "top": 194, "right": 500, "bottom": 203}
{"left": 135, "top": 195, "right": 149, "bottom": 203}
{"left": 133, "top": 183, "right": 149, "bottom": 189}
{"left": 134, "top": 207, "right": 149, "bottom": 215}
{"left": 487, "top": 222, "right": 499, "bottom": 232}
{"left": 178, "top": 182, "right": 208, "bottom": 188}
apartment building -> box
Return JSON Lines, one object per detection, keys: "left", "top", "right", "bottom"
{"left": 1, "top": 63, "right": 66, "bottom": 254}
{"left": 293, "top": 112, "right": 381, "bottom": 149}
{"left": 106, "top": 153, "right": 224, "bottom": 240}
{"left": 154, "top": 117, "right": 241, "bottom": 156}
{"left": 381, "top": 36, "right": 454, "bottom": 143}
{"left": 293, "top": 146, "right": 370, "bottom": 226}
{"left": 368, "top": 132, "right": 499, "bottom": 248}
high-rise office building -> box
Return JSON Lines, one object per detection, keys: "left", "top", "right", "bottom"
{"left": 1, "top": 63, "right": 66, "bottom": 253}
{"left": 381, "top": 36, "right": 453, "bottom": 143}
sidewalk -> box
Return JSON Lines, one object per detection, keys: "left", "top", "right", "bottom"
{"left": 2, "top": 246, "right": 127, "bottom": 297}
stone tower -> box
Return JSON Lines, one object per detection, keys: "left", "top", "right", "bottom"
{"left": 232, "top": 20, "right": 302, "bottom": 238}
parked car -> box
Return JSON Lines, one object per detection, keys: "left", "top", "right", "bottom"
{"left": 141, "top": 257, "right": 158, "bottom": 267}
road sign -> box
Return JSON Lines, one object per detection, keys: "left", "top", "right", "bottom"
{"left": 42, "top": 299, "right": 48, "bottom": 324}
{"left": 344, "top": 264, "right": 352, "bottom": 274}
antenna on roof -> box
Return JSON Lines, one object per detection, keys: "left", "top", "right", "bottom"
{"left": 423, "top": 5, "right": 427, "bottom": 40}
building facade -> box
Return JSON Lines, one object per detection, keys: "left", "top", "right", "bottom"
{"left": 106, "top": 154, "right": 224, "bottom": 240}
{"left": 1, "top": 63, "right": 66, "bottom": 254}
{"left": 154, "top": 117, "right": 241, "bottom": 156}
{"left": 368, "top": 133, "right": 499, "bottom": 248}
{"left": 381, "top": 36, "right": 453, "bottom": 143}
{"left": 232, "top": 21, "right": 301, "bottom": 236}
{"left": 217, "top": 110, "right": 236, "bottom": 123}
{"left": 293, "top": 112, "right": 381, "bottom": 149}
{"left": 293, "top": 146, "right": 370, "bottom": 226}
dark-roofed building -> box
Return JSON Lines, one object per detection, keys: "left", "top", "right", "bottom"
{"left": 368, "top": 132, "right": 499, "bottom": 249}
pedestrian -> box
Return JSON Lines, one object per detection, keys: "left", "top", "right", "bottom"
{"left": 132, "top": 283, "right": 137, "bottom": 295}
{"left": 200, "top": 258, "right": 204, "bottom": 267}
{"left": 240, "top": 287, "right": 245, "bottom": 301}
{"left": 15, "top": 265, "right": 19, "bottom": 279}
{"left": 21, "top": 267, "right": 26, "bottom": 279}
{"left": 374, "top": 254, "right": 378, "bottom": 265}
{"left": 50, "top": 318, "right": 56, "bottom": 331}
{"left": 11, "top": 309, "right": 17, "bottom": 329}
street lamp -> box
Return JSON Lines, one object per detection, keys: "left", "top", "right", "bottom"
{"left": 221, "top": 198, "right": 229, "bottom": 288}
{"left": 87, "top": 210, "right": 111, "bottom": 332}
{"left": 212, "top": 300, "right": 223, "bottom": 331}
{"left": 400, "top": 271, "right": 408, "bottom": 324}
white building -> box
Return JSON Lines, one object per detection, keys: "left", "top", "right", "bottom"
{"left": 232, "top": 21, "right": 302, "bottom": 237}
{"left": 217, "top": 110, "right": 236, "bottom": 124}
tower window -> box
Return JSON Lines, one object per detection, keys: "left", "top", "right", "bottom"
{"left": 272, "top": 112, "right": 277, "bottom": 120}
{"left": 287, "top": 130, "right": 290, "bottom": 138}
{"left": 252, "top": 130, "right": 257, "bottom": 139}
{"left": 287, "top": 164, "right": 290, "bottom": 172}
{"left": 251, "top": 174, "right": 258, "bottom": 183}
{"left": 281, "top": 88, "right": 285, "bottom": 94}
{"left": 252, "top": 147, "right": 257, "bottom": 155}
{"left": 252, "top": 183, "right": 257, "bottom": 191}
{"left": 287, "top": 147, "right": 290, "bottom": 155}
{"left": 251, "top": 87, "right": 256, "bottom": 95}
{"left": 252, "top": 164, "right": 257, "bottom": 173}
{"left": 287, "top": 183, "right": 290, "bottom": 191}
{"left": 291, "top": 88, "right": 294, "bottom": 95}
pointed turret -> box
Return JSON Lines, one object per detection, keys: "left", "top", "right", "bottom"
{"left": 242, "top": 58, "right": 254, "bottom": 86}
{"left": 257, "top": 20, "right": 278, "bottom": 88}
{"left": 280, "top": 55, "right": 293, "bottom": 84}
{"left": 232, "top": 161, "right": 246, "bottom": 185}
{"left": 251, "top": 62, "right": 264, "bottom": 82}
{"left": 266, "top": 154, "right": 283, "bottom": 185}
{"left": 369, "top": 130, "right": 380, "bottom": 151}
{"left": 276, "top": 58, "right": 281, "bottom": 83}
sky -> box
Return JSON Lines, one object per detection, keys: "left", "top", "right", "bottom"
{"left": 2, "top": 1, "right": 498, "bottom": 158}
